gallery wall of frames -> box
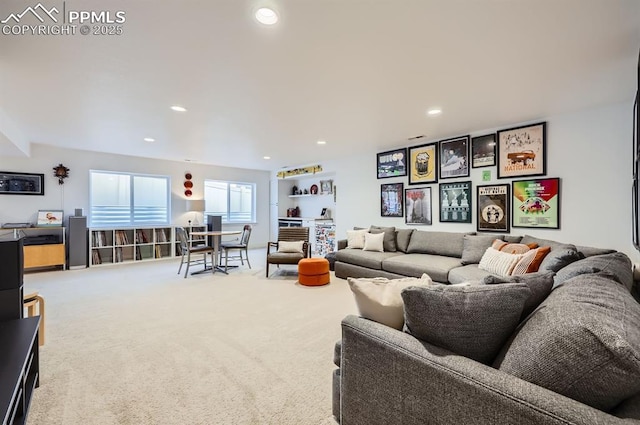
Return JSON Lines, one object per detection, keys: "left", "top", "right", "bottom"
{"left": 377, "top": 121, "right": 560, "bottom": 232}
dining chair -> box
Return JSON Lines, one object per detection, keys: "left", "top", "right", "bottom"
{"left": 219, "top": 225, "right": 252, "bottom": 272}
{"left": 175, "top": 227, "right": 215, "bottom": 278}
{"left": 266, "top": 226, "right": 310, "bottom": 277}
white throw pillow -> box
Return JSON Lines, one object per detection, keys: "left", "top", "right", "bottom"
{"left": 277, "top": 240, "right": 304, "bottom": 254}
{"left": 479, "top": 247, "right": 525, "bottom": 277}
{"left": 346, "top": 229, "right": 368, "bottom": 249}
{"left": 363, "top": 232, "right": 384, "bottom": 252}
{"left": 348, "top": 275, "right": 434, "bottom": 330}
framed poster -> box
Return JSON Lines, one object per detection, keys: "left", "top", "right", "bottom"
{"left": 408, "top": 143, "right": 438, "bottom": 185}
{"left": 0, "top": 171, "right": 44, "bottom": 195}
{"left": 477, "top": 184, "right": 510, "bottom": 233}
{"left": 37, "top": 210, "right": 63, "bottom": 227}
{"left": 381, "top": 182, "right": 404, "bottom": 217}
{"left": 497, "top": 122, "right": 546, "bottom": 179}
{"left": 439, "top": 181, "right": 472, "bottom": 223}
{"left": 471, "top": 134, "right": 496, "bottom": 168}
{"left": 377, "top": 148, "right": 407, "bottom": 179}
{"left": 405, "top": 187, "right": 432, "bottom": 225}
{"left": 439, "top": 136, "right": 470, "bottom": 179}
{"left": 512, "top": 178, "right": 560, "bottom": 229}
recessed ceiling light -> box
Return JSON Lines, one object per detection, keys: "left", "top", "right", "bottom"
{"left": 427, "top": 108, "right": 442, "bottom": 116}
{"left": 263, "top": 156, "right": 271, "bottom": 160}
{"left": 171, "top": 105, "right": 187, "bottom": 112}
{"left": 317, "top": 140, "right": 327, "bottom": 145}
{"left": 143, "top": 137, "right": 155, "bottom": 142}
{"left": 255, "top": 7, "right": 278, "bottom": 25}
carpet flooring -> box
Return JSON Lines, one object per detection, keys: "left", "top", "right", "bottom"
{"left": 23, "top": 250, "right": 356, "bottom": 425}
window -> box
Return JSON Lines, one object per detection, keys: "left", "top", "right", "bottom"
{"left": 204, "top": 180, "right": 255, "bottom": 223}
{"left": 90, "top": 171, "right": 170, "bottom": 227}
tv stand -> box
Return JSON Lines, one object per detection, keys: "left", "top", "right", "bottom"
{"left": 6, "top": 228, "right": 66, "bottom": 270}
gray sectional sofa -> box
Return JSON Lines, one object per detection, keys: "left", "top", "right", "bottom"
{"left": 332, "top": 227, "right": 640, "bottom": 424}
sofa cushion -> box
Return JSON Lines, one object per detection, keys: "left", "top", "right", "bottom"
{"left": 478, "top": 247, "right": 524, "bottom": 277}
{"left": 494, "top": 274, "right": 640, "bottom": 412}
{"left": 346, "top": 229, "right": 368, "bottom": 249}
{"left": 461, "top": 234, "right": 501, "bottom": 265}
{"left": 369, "top": 226, "right": 397, "bottom": 252}
{"left": 406, "top": 230, "right": 469, "bottom": 258}
{"left": 382, "top": 253, "right": 462, "bottom": 283}
{"left": 363, "top": 232, "right": 384, "bottom": 252}
{"left": 519, "top": 235, "right": 580, "bottom": 272}
{"left": 503, "top": 235, "right": 523, "bottom": 243}
{"left": 492, "top": 239, "right": 537, "bottom": 254}
{"left": 335, "top": 249, "right": 403, "bottom": 270}
{"left": 612, "top": 392, "right": 640, "bottom": 420}
{"left": 553, "top": 252, "right": 633, "bottom": 291}
{"left": 576, "top": 245, "right": 617, "bottom": 258}
{"left": 395, "top": 228, "right": 415, "bottom": 253}
{"left": 482, "top": 271, "right": 555, "bottom": 318}
{"left": 447, "top": 264, "right": 494, "bottom": 284}
{"left": 277, "top": 240, "right": 304, "bottom": 253}
{"left": 348, "top": 275, "right": 433, "bottom": 330}
{"left": 402, "top": 283, "right": 531, "bottom": 364}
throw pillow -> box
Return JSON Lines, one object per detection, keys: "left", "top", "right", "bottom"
{"left": 553, "top": 252, "right": 633, "bottom": 291}
{"left": 395, "top": 228, "right": 415, "bottom": 253}
{"left": 346, "top": 229, "right": 368, "bottom": 249}
{"left": 461, "top": 234, "right": 502, "bottom": 265}
{"left": 347, "top": 275, "right": 433, "bottom": 330}
{"left": 511, "top": 246, "right": 551, "bottom": 275}
{"left": 277, "top": 240, "right": 304, "bottom": 254}
{"left": 482, "top": 271, "right": 555, "bottom": 319}
{"left": 519, "top": 235, "right": 581, "bottom": 272}
{"left": 492, "top": 239, "right": 537, "bottom": 254}
{"left": 494, "top": 275, "right": 640, "bottom": 412}
{"left": 369, "top": 226, "right": 397, "bottom": 252}
{"left": 402, "top": 283, "right": 531, "bottom": 364}
{"left": 363, "top": 232, "right": 384, "bottom": 252}
{"left": 478, "top": 247, "right": 525, "bottom": 277}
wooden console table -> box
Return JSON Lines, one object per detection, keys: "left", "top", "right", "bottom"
{"left": 0, "top": 317, "right": 40, "bottom": 425}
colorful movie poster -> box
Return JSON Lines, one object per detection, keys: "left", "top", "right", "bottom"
{"left": 477, "top": 184, "right": 509, "bottom": 232}
{"left": 512, "top": 178, "right": 560, "bottom": 229}
{"left": 497, "top": 122, "right": 546, "bottom": 178}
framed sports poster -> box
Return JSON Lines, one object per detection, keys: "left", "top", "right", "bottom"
{"left": 497, "top": 122, "right": 546, "bottom": 179}
{"left": 477, "top": 184, "right": 510, "bottom": 233}
{"left": 408, "top": 143, "right": 438, "bottom": 185}
{"left": 512, "top": 178, "right": 560, "bottom": 229}
{"left": 405, "top": 187, "right": 432, "bottom": 225}
{"left": 377, "top": 148, "right": 407, "bottom": 179}
{"left": 439, "top": 136, "right": 470, "bottom": 180}
{"left": 439, "top": 181, "right": 472, "bottom": 223}
{"left": 381, "top": 182, "right": 404, "bottom": 217}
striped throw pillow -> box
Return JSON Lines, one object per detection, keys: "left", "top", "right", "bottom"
{"left": 512, "top": 246, "right": 552, "bottom": 275}
{"left": 479, "top": 247, "right": 525, "bottom": 277}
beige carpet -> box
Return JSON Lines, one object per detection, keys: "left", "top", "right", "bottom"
{"left": 24, "top": 250, "right": 356, "bottom": 425}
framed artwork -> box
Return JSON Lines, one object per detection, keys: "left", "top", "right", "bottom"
{"left": 381, "top": 182, "right": 404, "bottom": 217}
{"left": 320, "top": 179, "right": 333, "bottom": 194}
{"left": 497, "top": 122, "right": 547, "bottom": 179}
{"left": 476, "top": 184, "right": 510, "bottom": 233}
{"left": 439, "top": 181, "right": 472, "bottom": 223}
{"left": 439, "top": 136, "right": 470, "bottom": 179}
{"left": 0, "top": 171, "right": 44, "bottom": 195}
{"left": 405, "top": 187, "right": 432, "bottom": 225}
{"left": 512, "top": 178, "right": 560, "bottom": 229}
{"left": 377, "top": 148, "right": 407, "bottom": 179}
{"left": 37, "top": 210, "right": 63, "bottom": 227}
{"left": 408, "top": 143, "right": 438, "bottom": 185}
{"left": 471, "top": 134, "right": 496, "bottom": 168}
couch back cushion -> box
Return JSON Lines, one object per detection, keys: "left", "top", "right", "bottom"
{"left": 369, "top": 226, "right": 397, "bottom": 252}
{"left": 461, "top": 234, "right": 502, "bottom": 265}
{"left": 519, "top": 235, "right": 581, "bottom": 272}
{"left": 482, "top": 271, "right": 555, "bottom": 319}
{"left": 407, "top": 230, "right": 469, "bottom": 258}
{"left": 395, "top": 228, "right": 415, "bottom": 253}
{"left": 553, "top": 251, "right": 633, "bottom": 291}
{"left": 494, "top": 274, "right": 640, "bottom": 412}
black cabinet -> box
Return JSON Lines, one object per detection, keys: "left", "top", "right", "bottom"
{"left": 0, "top": 237, "right": 23, "bottom": 322}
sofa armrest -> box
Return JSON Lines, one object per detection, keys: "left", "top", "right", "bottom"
{"left": 340, "top": 315, "right": 633, "bottom": 425}
{"left": 337, "top": 239, "right": 347, "bottom": 250}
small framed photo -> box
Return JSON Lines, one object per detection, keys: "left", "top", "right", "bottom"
{"left": 471, "top": 134, "right": 496, "bottom": 168}
{"left": 381, "top": 182, "right": 404, "bottom": 217}
{"left": 377, "top": 148, "right": 407, "bottom": 179}
{"left": 0, "top": 171, "right": 45, "bottom": 195}
{"left": 439, "top": 181, "right": 472, "bottom": 223}
{"left": 497, "top": 122, "right": 546, "bottom": 179}
{"left": 408, "top": 143, "right": 438, "bottom": 185}
{"left": 439, "top": 136, "right": 470, "bottom": 179}
{"left": 320, "top": 179, "right": 333, "bottom": 194}
{"left": 37, "top": 210, "right": 63, "bottom": 227}
{"left": 477, "top": 184, "right": 510, "bottom": 233}
{"left": 512, "top": 178, "right": 560, "bottom": 229}
{"left": 405, "top": 187, "right": 432, "bottom": 225}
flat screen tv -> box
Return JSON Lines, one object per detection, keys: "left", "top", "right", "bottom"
{"left": 633, "top": 49, "right": 640, "bottom": 251}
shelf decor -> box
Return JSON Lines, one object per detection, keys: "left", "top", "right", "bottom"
{"left": 53, "top": 163, "right": 70, "bottom": 184}
{"left": 0, "top": 171, "right": 44, "bottom": 195}
{"left": 477, "top": 184, "right": 510, "bottom": 233}
{"left": 512, "top": 177, "right": 560, "bottom": 229}
{"left": 381, "top": 182, "right": 404, "bottom": 217}
{"left": 277, "top": 165, "right": 323, "bottom": 179}
{"left": 320, "top": 180, "right": 333, "bottom": 194}
{"left": 497, "top": 122, "right": 546, "bottom": 179}
{"left": 37, "top": 210, "right": 63, "bottom": 227}
{"left": 377, "top": 148, "right": 407, "bottom": 179}
{"left": 408, "top": 143, "right": 438, "bottom": 185}
{"left": 439, "top": 136, "right": 470, "bottom": 180}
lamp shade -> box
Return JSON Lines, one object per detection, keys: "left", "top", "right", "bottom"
{"left": 186, "top": 199, "right": 205, "bottom": 212}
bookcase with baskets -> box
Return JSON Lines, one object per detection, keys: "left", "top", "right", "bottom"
{"left": 89, "top": 226, "right": 174, "bottom": 266}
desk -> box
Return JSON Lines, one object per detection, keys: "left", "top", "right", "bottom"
{"left": 190, "top": 230, "right": 241, "bottom": 274}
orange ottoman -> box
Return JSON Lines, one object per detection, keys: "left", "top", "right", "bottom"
{"left": 298, "top": 258, "right": 330, "bottom": 286}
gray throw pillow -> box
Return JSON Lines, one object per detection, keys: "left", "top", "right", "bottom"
{"left": 461, "top": 234, "right": 502, "bottom": 265}
{"left": 519, "top": 235, "right": 581, "bottom": 272}
{"left": 482, "top": 271, "right": 555, "bottom": 319}
{"left": 494, "top": 275, "right": 640, "bottom": 412}
{"left": 402, "top": 283, "right": 531, "bottom": 364}
{"left": 395, "top": 228, "right": 415, "bottom": 253}
{"left": 369, "top": 225, "right": 397, "bottom": 252}
{"left": 553, "top": 252, "right": 633, "bottom": 291}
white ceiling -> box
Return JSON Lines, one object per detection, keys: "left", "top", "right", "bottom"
{"left": 1, "top": 0, "right": 639, "bottom": 171}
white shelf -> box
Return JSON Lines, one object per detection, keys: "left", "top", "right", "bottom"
{"left": 288, "top": 193, "right": 332, "bottom": 198}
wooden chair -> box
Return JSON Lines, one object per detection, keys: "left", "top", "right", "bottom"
{"left": 23, "top": 291, "right": 45, "bottom": 346}
{"left": 266, "top": 227, "right": 310, "bottom": 277}
{"left": 176, "top": 227, "right": 215, "bottom": 278}
{"left": 219, "top": 225, "right": 252, "bottom": 272}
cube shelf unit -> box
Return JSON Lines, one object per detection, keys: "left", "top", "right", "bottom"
{"left": 90, "top": 226, "right": 174, "bottom": 266}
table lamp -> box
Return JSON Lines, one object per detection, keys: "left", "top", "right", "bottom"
{"left": 186, "top": 199, "right": 205, "bottom": 226}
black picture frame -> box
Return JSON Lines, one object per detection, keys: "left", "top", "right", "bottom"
{"left": 381, "top": 182, "right": 404, "bottom": 217}
{"left": 0, "top": 171, "right": 45, "bottom": 195}
{"left": 405, "top": 187, "right": 432, "bottom": 225}
{"left": 471, "top": 134, "right": 496, "bottom": 168}
{"left": 377, "top": 148, "right": 407, "bottom": 179}
{"left": 439, "top": 136, "right": 470, "bottom": 179}
{"left": 439, "top": 181, "right": 472, "bottom": 223}
{"left": 476, "top": 184, "right": 510, "bottom": 233}
{"left": 512, "top": 177, "right": 560, "bottom": 229}
{"left": 408, "top": 142, "right": 438, "bottom": 185}
{"left": 497, "top": 122, "right": 547, "bottom": 179}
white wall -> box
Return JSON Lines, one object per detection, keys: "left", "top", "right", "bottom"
{"left": 324, "top": 101, "right": 639, "bottom": 262}
{"left": 0, "top": 145, "right": 271, "bottom": 248}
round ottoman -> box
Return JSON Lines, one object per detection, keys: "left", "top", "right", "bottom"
{"left": 298, "top": 258, "right": 330, "bottom": 286}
